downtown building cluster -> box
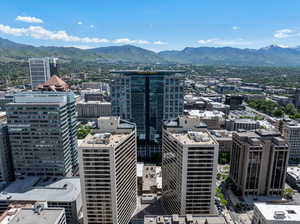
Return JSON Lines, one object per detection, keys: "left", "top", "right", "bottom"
{"left": 1, "top": 61, "right": 300, "bottom": 224}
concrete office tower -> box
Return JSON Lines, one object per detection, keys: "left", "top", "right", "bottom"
{"left": 0, "top": 124, "right": 14, "bottom": 182}
{"left": 6, "top": 91, "right": 78, "bottom": 177}
{"left": 283, "top": 122, "right": 300, "bottom": 164}
{"left": 79, "top": 117, "right": 137, "bottom": 224}
{"left": 162, "top": 115, "right": 218, "bottom": 215}
{"left": 29, "top": 58, "right": 51, "bottom": 88}
{"left": 111, "top": 70, "right": 185, "bottom": 160}
{"left": 230, "top": 130, "right": 289, "bottom": 197}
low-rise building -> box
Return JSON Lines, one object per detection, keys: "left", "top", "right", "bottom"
{"left": 225, "top": 118, "right": 260, "bottom": 131}
{"left": 210, "top": 130, "right": 233, "bottom": 154}
{"left": 76, "top": 101, "right": 112, "bottom": 121}
{"left": 144, "top": 215, "right": 226, "bottom": 224}
{"left": 186, "top": 110, "right": 225, "bottom": 129}
{"left": 142, "top": 166, "right": 162, "bottom": 194}
{"left": 225, "top": 95, "right": 244, "bottom": 110}
{"left": 0, "top": 177, "right": 81, "bottom": 224}
{"left": 253, "top": 203, "right": 300, "bottom": 224}
{"left": 272, "top": 95, "right": 293, "bottom": 106}
{"left": 0, "top": 204, "right": 67, "bottom": 224}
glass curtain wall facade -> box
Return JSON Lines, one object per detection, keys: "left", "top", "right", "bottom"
{"left": 111, "top": 70, "right": 185, "bottom": 161}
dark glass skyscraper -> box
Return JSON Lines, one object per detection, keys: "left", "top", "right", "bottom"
{"left": 111, "top": 70, "right": 185, "bottom": 161}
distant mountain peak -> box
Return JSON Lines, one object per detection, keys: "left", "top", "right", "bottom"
{"left": 260, "top": 44, "right": 282, "bottom": 50}
{"left": 2, "top": 37, "right": 300, "bottom": 66}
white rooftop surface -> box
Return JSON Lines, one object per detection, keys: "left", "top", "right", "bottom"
{"left": 287, "top": 166, "right": 300, "bottom": 180}
{"left": 9, "top": 208, "right": 64, "bottom": 224}
{"left": 187, "top": 109, "right": 224, "bottom": 118}
{"left": 0, "top": 177, "right": 80, "bottom": 202}
{"left": 78, "top": 101, "right": 111, "bottom": 105}
{"left": 79, "top": 133, "right": 131, "bottom": 148}
{"left": 170, "top": 131, "right": 217, "bottom": 145}
{"left": 255, "top": 203, "right": 300, "bottom": 221}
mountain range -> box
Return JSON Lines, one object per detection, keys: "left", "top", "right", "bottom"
{"left": 1, "top": 37, "right": 300, "bottom": 66}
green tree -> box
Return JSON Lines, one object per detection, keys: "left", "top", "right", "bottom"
{"left": 77, "top": 125, "right": 91, "bottom": 139}
{"left": 285, "top": 103, "right": 297, "bottom": 115}
{"left": 283, "top": 188, "right": 295, "bottom": 199}
{"left": 273, "top": 108, "right": 284, "bottom": 117}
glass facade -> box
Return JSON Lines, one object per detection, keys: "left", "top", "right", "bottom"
{"left": 111, "top": 71, "right": 185, "bottom": 161}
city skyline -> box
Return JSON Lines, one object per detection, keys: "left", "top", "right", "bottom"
{"left": 0, "top": 1, "right": 300, "bottom": 51}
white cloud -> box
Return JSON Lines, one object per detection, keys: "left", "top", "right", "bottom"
{"left": 274, "top": 29, "right": 298, "bottom": 39}
{"left": 153, "top": 41, "right": 168, "bottom": 45}
{"left": 0, "top": 24, "right": 109, "bottom": 43}
{"left": 114, "top": 38, "right": 150, "bottom": 44}
{"left": 77, "top": 21, "right": 83, "bottom": 25}
{"left": 197, "top": 38, "right": 252, "bottom": 46}
{"left": 0, "top": 24, "right": 154, "bottom": 45}
{"left": 232, "top": 26, "right": 240, "bottom": 30}
{"left": 90, "top": 25, "right": 95, "bottom": 28}
{"left": 278, "top": 44, "right": 290, "bottom": 48}
{"left": 16, "top": 16, "right": 43, "bottom": 24}
{"left": 71, "top": 45, "right": 94, "bottom": 49}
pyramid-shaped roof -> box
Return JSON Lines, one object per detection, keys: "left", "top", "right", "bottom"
{"left": 36, "top": 75, "right": 69, "bottom": 92}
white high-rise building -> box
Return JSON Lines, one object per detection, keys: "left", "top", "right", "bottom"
{"left": 162, "top": 115, "right": 218, "bottom": 215}
{"left": 79, "top": 117, "right": 137, "bottom": 224}
{"left": 283, "top": 122, "right": 300, "bottom": 164}
{"left": 29, "top": 58, "right": 51, "bottom": 88}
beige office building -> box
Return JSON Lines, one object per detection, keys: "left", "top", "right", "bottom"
{"left": 79, "top": 117, "right": 137, "bottom": 224}
{"left": 283, "top": 122, "right": 300, "bottom": 164}
{"left": 230, "top": 130, "right": 289, "bottom": 197}
{"left": 76, "top": 101, "right": 112, "bottom": 121}
{"left": 162, "top": 115, "right": 218, "bottom": 215}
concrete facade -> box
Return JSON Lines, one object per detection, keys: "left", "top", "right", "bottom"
{"left": 283, "top": 122, "right": 300, "bottom": 164}
{"left": 162, "top": 116, "right": 218, "bottom": 215}
{"left": 76, "top": 101, "right": 111, "bottom": 121}
{"left": 230, "top": 130, "right": 289, "bottom": 197}
{"left": 79, "top": 117, "right": 137, "bottom": 224}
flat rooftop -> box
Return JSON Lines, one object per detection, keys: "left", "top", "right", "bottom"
{"left": 0, "top": 177, "right": 80, "bottom": 202}
{"left": 142, "top": 166, "right": 162, "bottom": 192}
{"left": 110, "top": 70, "right": 186, "bottom": 75}
{"left": 144, "top": 215, "right": 226, "bottom": 224}
{"left": 255, "top": 203, "right": 300, "bottom": 221}
{"left": 78, "top": 101, "right": 111, "bottom": 105}
{"left": 233, "top": 118, "right": 258, "bottom": 124}
{"left": 170, "top": 131, "right": 217, "bottom": 146}
{"left": 187, "top": 109, "right": 224, "bottom": 118}
{"left": 79, "top": 132, "right": 131, "bottom": 148}
{"left": 287, "top": 166, "right": 300, "bottom": 180}
{"left": 9, "top": 208, "right": 64, "bottom": 224}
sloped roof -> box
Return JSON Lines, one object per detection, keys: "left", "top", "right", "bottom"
{"left": 37, "top": 75, "right": 69, "bottom": 92}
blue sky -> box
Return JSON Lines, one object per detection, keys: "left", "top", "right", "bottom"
{"left": 1, "top": 0, "right": 300, "bottom": 51}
